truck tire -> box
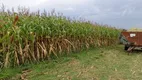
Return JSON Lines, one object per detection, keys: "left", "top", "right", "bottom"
{"left": 124, "top": 45, "right": 129, "bottom": 51}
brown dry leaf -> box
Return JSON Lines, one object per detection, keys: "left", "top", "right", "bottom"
{"left": 22, "top": 69, "right": 32, "bottom": 73}
{"left": 91, "top": 66, "right": 94, "bottom": 69}
{"left": 57, "top": 75, "right": 62, "bottom": 78}
{"left": 43, "top": 72, "right": 49, "bottom": 75}
{"left": 20, "top": 73, "right": 27, "bottom": 80}
{"left": 77, "top": 72, "right": 83, "bottom": 77}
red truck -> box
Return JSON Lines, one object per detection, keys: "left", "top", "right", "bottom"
{"left": 120, "top": 31, "right": 142, "bottom": 52}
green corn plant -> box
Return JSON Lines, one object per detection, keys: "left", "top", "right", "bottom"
{"left": 0, "top": 7, "right": 121, "bottom": 68}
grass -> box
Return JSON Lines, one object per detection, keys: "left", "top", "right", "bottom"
{"left": 1, "top": 45, "right": 142, "bottom": 80}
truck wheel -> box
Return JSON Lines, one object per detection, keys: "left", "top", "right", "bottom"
{"left": 124, "top": 45, "right": 129, "bottom": 51}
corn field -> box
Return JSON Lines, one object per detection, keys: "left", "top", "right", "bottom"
{"left": 0, "top": 7, "right": 120, "bottom": 68}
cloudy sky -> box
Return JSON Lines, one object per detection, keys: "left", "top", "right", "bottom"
{"left": 1, "top": 0, "right": 142, "bottom": 29}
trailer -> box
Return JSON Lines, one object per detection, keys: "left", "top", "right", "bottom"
{"left": 119, "top": 31, "right": 142, "bottom": 52}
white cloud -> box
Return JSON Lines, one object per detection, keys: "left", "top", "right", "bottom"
{"left": 42, "top": 0, "right": 89, "bottom": 5}
{"left": 121, "top": 4, "right": 136, "bottom": 16}
{"left": 1, "top": 0, "right": 48, "bottom": 8}
{"left": 64, "top": 7, "right": 74, "bottom": 11}
{"left": 1, "top": 0, "right": 142, "bottom": 29}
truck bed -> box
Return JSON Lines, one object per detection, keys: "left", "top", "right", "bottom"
{"left": 121, "top": 32, "right": 142, "bottom": 47}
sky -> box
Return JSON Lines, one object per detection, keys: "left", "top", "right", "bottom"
{"left": 1, "top": 0, "right": 142, "bottom": 29}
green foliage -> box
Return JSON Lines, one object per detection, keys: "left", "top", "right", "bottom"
{"left": 0, "top": 7, "right": 121, "bottom": 68}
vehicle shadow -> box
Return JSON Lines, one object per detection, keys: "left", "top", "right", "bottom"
{"left": 130, "top": 49, "right": 142, "bottom": 54}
